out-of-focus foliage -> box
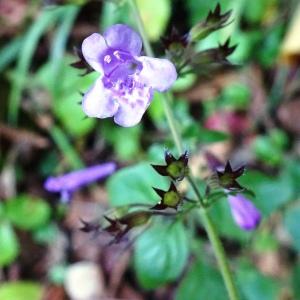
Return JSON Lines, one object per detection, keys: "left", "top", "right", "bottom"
{"left": 2, "top": 0, "right": 300, "bottom": 299}
{"left": 0, "top": 282, "right": 43, "bottom": 300}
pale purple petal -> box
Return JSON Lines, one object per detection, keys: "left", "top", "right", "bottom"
{"left": 228, "top": 194, "right": 261, "bottom": 231}
{"left": 82, "top": 78, "right": 119, "bottom": 119}
{"left": 114, "top": 87, "right": 153, "bottom": 127}
{"left": 61, "top": 190, "right": 72, "bottom": 203}
{"left": 137, "top": 56, "right": 177, "bottom": 92}
{"left": 44, "top": 177, "right": 63, "bottom": 192}
{"left": 104, "top": 24, "right": 142, "bottom": 56}
{"left": 44, "top": 162, "right": 117, "bottom": 194}
{"left": 82, "top": 33, "right": 108, "bottom": 72}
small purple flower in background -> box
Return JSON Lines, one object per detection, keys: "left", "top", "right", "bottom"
{"left": 81, "top": 24, "right": 177, "bottom": 127}
{"left": 228, "top": 194, "right": 261, "bottom": 231}
{"left": 44, "top": 162, "right": 116, "bottom": 202}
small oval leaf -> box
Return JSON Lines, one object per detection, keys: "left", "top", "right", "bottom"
{"left": 134, "top": 220, "right": 189, "bottom": 289}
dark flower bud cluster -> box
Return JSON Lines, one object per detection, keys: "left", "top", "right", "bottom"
{"left": 189, "top": 4, "right": 232, "bottom": 42}
{"left": 103, "top": 211, "right": 152, "bottom": 243}
{"left": 151, "top": 151, "right": 190, "bottom": 210}
{"left": 161, "top": 3, "right": 236, "bottom": 76}
{"left": 191, "top": 39, "right": 237, "bottom": 68}
{"left": 216, "top": 161, "right": 245, "bottom": 191}
{"left": 80, "top": 211, "right": 152, "bottom": 244}
{"left": 80, "top": 151, "right": 190, "bottom": 245}
{"left": 161, "top": 27, "right": 189, "bottom": 66}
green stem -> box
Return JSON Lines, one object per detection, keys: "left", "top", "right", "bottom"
{"left": 128, "top": 1, "right": 240, "bottom": 299}
{"left": 161, "top": 92, "right": 184, "bottom": 153}
{"left": 199, "top": 208, "right": 239, "bottom": 300}
{"left": 129, "top": 0, "right": 154, "bottom": 57}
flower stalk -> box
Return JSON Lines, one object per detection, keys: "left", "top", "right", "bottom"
{"left": 128, "top": 1, "right": 240, "bottom": 299}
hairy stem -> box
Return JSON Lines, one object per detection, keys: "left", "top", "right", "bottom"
{"left": 128, "top": 1, "right": 240, "bottom": 299}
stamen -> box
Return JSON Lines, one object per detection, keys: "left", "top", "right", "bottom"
{"left": 104, "top": 55, "right": 112, "bottom": 63}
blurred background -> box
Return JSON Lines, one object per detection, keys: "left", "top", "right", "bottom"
{"left": 1, "top": 0, "right": 300, "bottom": 299}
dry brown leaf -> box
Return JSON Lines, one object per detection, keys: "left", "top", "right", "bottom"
{"left": 0, "top": 124, "right": 49, "bottom": 149}
{"left": 278, "top": 99, "right": 300, "bottom": 134}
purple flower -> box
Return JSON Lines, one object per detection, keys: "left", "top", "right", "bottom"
{"left": 81, "top": 24, "right": 177, "bottom": 127}
{"left": 228, "top": 194, "right": 261, "bottom": 231}
{"left": 44, "top": 162, "right": 116, "bottom": 202}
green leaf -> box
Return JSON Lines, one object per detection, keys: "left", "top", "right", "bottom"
{"left": 148, "top": 92, "right": 165, "bottom": 124}
{"left": 197, "top": 127, "right": 229, "bottom": 143}
{"left": 229, "top": 30, "right": 261, "bottom": 64}
{"left": 209, "top": 197, "right": 251, "bottom": 241}
{"left": 242, "top": 0, "right": 268, "bottom": 24}
{"left": 0, "top": 282, "right": 43, "bottom": 300}
{"left": 33, "top": 223, "right": 59, "bottom": 244}
{"left": 172, "top": 73, "right": 197, "bottom": 92}
{"left": 186, "top": 0, "right": 220, "bottom": 26}
{"left": 0, "top": 37, "right": 23, "bottom": 72}
{"left": 292, "top": 263, "right": 300, "bottom": 298}
{"left": 6, "top": 195, "right": 51, "bottom": 230}
{"left": 283, "top": 205, "right": 300, "bottom": 252}
{"left": 8, "top": 7, "right": 63, "bottom": 124}
{"left": 252, "top": 135, "right": 283, "bottom": 166}
{"left": 182, "top": 125, "right": 229, "bottom": 146}
{"left": 101, "top": 122, "right": 142, "bottom": 161}
{"left": 35, "top": 58, "right": 97, "bottom": 137}
{"left": 269, "top": 129, "right": 289, "bottom": 149}
{"left": 237, "top": 261, "right": 280, "bottom": 300}
{"left": 107, "top": 163, "right": 169, "bottom": 206}
{"left": 0, "top": 221, "right": 19, "bottom": 266}
{"left": 48, "top": 264, "right": 67, "bottom": 285}
{"left": 134, "top": 220, "right": 189, "bottom": 289}
{"left": 285, "top": 159, "right": 300, "bottom": 197}
{"left": 176, "top": 259, "right": 226, "bottom": 300}
{"left": 238, "top": 170, "right": 293, "bottom": 215}
{"left": 53, "top": 89, "right": 96, "bottom": 137}
{"left": 49, "top": 5, "right": 80, "bottom": 95}
{"left": 136, "top": 0, "right": 171, "bottom": 41}
{"left": 252, "top": 230, "right": 279, "bottom": 253}
{"left": 221, "top": 83, "right": 251, "bottom": 110}
{"left": 100, "top": 1, "right": 131, "bottom": 30}
{"left": 256, "top": 25, "right": 284, "bottom": 67}
{"left": 48, "top": 125, "right": 84, "bottom": 170}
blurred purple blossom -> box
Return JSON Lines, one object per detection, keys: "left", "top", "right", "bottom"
{"left": 44, "top": 162, "right": 116, "bottom": 202}
{"left": 228, "top": 194, "right": 261, "bottom": 231}
{"left": 81, "top": 24, "right": 177, "bottom": 127}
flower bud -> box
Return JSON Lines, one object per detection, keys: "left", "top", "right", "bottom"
{"left": 189, "top": 4, "right": 232, "bottom": 42}
{"left": 216, "top": 161, "right": 245, "bottom": 191}
{"left": 152, "top": 151, "right": 189, "bottom": 181}
{"left": 152, "top": 182, "right": 182, "bottom": 210}
{"left": 228, "top": 194, "right": 261, "bottom": 231}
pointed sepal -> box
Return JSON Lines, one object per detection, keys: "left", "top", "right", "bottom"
{"left": 151, "top": 182, "right": 182, "bottom": 210}
{"left": 189, "top": 4, "right": 233, "bottom": 42}
{"left": 216, "top": 161, "right": 245, "bottom": 191}
{"left": 152, "top": 150, "right": 189, "bottom": 181}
